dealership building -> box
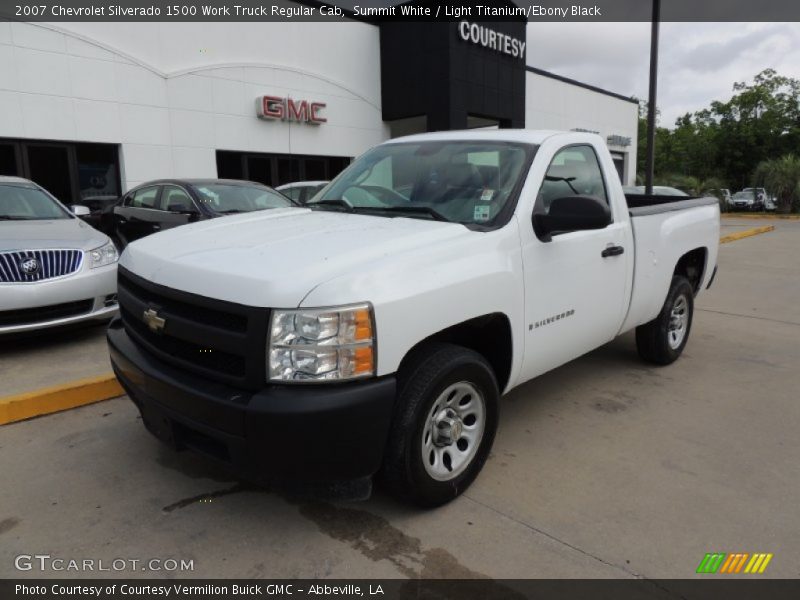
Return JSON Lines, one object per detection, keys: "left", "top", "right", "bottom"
{"left": 0, "top": 9, "right": 638, "bottom": 204}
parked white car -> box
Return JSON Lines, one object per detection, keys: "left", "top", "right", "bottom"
{"left": 0, "top": 177, "right": 119, "bottom": 335}
{"left": 710, "top": 188, "right": 732, "bottom": 207}
{"left": 108, "top": 131, "right": 720, "bottom": 506}
{"left": 275, "top": 180, "right": 329, "bottom": 205}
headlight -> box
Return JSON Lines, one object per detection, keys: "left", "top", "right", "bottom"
{"left": 88, "top": 241, "right": 119, "bottom": 269}
{"left": 268, "top": 303, "right": 375, "bottom": 382}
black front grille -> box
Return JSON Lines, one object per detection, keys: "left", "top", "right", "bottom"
{"left": 0, "top": 299, "right": 94, "bottom": 327}
{"left": 117, "top": 267, "right": 269, "bottom": 388}
{"left": 120, "top": 306, "right": 245, "bottom": 377}
{"left": 119, "top": 273, "right": 247, "bottom": 332}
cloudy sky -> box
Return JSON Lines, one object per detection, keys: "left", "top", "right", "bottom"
{"left": 526, "top": 22, "right": 800, "bottom": 127}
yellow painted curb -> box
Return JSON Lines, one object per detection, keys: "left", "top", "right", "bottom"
{"left": 723, "top": 213, "right": 800, "bottom": 220}
{"left": 720, "top": 225, "right": 775, "bottom": 245}
{"left": 0, "top": 374, "right": 124, "bottom": 426}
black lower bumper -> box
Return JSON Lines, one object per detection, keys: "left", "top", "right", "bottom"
{"left": 107, "top": 319, "right": 396, "bottom": 483}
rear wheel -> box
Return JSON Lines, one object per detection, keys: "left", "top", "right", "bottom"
{"left": 636, "top": 276, "right": 694, "bottom": 365}
{"left": 381, "top": 344, "right": 499, "bottom": 507}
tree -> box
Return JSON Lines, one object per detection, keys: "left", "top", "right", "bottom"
{"left": 754, "top": 155, "right": 800, "bottom": 213}
{"left": 637, "top": 69, "right": 800, "bottom": 201}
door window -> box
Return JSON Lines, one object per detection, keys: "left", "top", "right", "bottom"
{"left": 536, "top": 145, "right": 609, "bottom": 214}
{"left": 129, "top": 186, "right": 159, "bottom": 209}
{"left": 161, "top": 185, "right": 197, "bottom": 213}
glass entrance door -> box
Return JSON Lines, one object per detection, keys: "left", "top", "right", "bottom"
{"left": 25, "top": 144, "right": 74, "bottom": 203}
{"left": 0, "top": 142, "right": 20, "bottom": 176}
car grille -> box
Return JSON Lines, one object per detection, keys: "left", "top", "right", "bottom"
{"left": 0, "top": 250, "right": 83, "bottom": 283}
{"left": 0, "top": 299, "right": 94, "bottom": 327}
{"left": 117, "top": 267, "right": 269, "bottom": 389}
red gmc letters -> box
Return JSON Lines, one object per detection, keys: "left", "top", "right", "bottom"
{"left": 257, "top": 96, "right": 327, "bottom": 124}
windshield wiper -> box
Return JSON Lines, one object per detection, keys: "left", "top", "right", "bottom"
{"left": 215, "top": 209, "right": 246, "bottom": 214}
{"left": 0, "top": 215, "right": 35, "bottom": 220}
{"left": 362, "top": 205, "right": 450, "bottom": 222}
{"left": 309, "top": 198, "right": 354, "bottom": 212}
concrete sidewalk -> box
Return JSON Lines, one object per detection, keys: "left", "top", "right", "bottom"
{"left": 0, "top": 324, "right": 111, "bottom": 397}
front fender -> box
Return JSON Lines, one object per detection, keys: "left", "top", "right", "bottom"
{"left": 300, "top": 224, "right": 526, "bottom": 386}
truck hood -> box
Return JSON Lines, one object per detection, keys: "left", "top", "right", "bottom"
{"left": 0, "top": 218, "right": 108, "bottom": 253}
{"left": 120, "top": 207, "right": 473, "bottom": 307}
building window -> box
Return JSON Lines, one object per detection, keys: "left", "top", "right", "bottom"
{"left": 0, "top": 138, "right": 121, "bottom": 206}
{"left": 216, "top": 151, "right": 351, "bottom": 187}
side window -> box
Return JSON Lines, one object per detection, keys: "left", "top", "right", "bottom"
{"left": 282, "top": 187, "right": 303, "bottom": 202}
{"left": 161, "top": 185, "right": 197, "bottom": 212}
{"left": 536, "top": 145, "right": 609, "bottom": 215}
{"left": 130, "top": 186, "right": 159, "bottom": 209}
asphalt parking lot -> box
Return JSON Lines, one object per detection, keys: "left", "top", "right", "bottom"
{"left": 1, "top": 218, "right": 798, "bottom": 580}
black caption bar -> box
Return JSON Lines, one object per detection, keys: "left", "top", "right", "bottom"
{"left": 4, "top": 580, "right": 800, "bottom": 600}
{"left": 1, "top": 0, "right": 800, "bottom": 22}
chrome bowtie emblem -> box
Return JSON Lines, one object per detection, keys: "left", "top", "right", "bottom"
{"left": 20, "top": 257, "right": 40, "bottom": 275}
{"left": 143, "top": 308, "right": 166, "bottom": 334}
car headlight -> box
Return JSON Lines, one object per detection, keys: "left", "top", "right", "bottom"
{"left": 88, "top": 241, "right": 118, "bottom": 269}
{"left": 268, "top": 304, "right": 375, "bottom": 382}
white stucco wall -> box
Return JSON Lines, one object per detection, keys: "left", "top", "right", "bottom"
{"left": 0, "top": 16, "right": 641, "bottom": 192}
{"left": 0, "top": 18, "right": 388, "bottom": 191}
{"left": 525, "top": 71, "right": 639, "bottom": 185}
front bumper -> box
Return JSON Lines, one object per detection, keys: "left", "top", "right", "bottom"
{"left": 0, "top": 264, "right": 117, "bottom": 334}
{"left": 108, "top": 320, "right": 397, "bottom": 483}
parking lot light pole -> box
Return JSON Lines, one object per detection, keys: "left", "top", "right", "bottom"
{"left": 645, "top": 0, "right": 661, "bottom": 195}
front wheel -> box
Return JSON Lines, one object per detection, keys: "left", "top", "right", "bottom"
{"left": 636, "top": 275, "right": 695, "bottom": 365}
{"left": 381, "top": 344, "right": 499, "bottom": 507}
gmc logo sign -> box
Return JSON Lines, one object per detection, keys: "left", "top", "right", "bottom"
{"left": 256, "top": 96, "right": 327, "bottom": 125}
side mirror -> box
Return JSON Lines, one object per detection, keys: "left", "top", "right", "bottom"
{"left": 533, "top": 195, "right": 611, "bottom": 241}
{"left": 71, "top": 205, "right": 91, "bottom": 217}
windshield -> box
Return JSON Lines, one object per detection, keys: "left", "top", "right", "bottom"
{"left": 0, "top": 184, "right": 71, "bottom": 220}
{"left": 191, "top": 183, "right": 293, "bottom": 214}
{"left": 309, "top": 141, "right": 533, "bottom": 226}
{"left": 733, "top": 191, "right": 754, "bottom": 199}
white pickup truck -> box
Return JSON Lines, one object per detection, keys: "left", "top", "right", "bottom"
{"left": 108, "top": 130, "right": 720, "bottom": 506}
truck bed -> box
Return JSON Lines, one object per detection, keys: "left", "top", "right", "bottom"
{"left": 625, "top": 194, "right": 719, "bottom": 215}
{"left": 620, "top": 195, "right": 721, "bottom": 335}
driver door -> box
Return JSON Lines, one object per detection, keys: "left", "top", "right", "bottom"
{"left": 518, "top": 144, "right": 630, "bottom": 382}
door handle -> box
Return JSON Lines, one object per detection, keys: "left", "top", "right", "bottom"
{"left": 602, "top": 245, "right": 625, "bottom": 258}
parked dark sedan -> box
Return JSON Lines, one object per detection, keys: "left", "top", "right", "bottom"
{"left": 113, "top": 179, "right": 294, "bottom": 248}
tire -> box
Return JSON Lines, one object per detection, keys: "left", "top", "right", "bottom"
{"left": 636, "top": 275, "right": 694, "bottom": 365}
{"left": 381, "top": 343, "right": 499, "bottom": 507}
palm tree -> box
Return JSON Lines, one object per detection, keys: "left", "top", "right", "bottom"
{"left": 754, "top": 155, "right": 800, "bottom": 213}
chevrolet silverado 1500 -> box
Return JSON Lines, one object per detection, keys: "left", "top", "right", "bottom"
{"left": 108, "top": 130, "right": 720, "bottom": 506}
